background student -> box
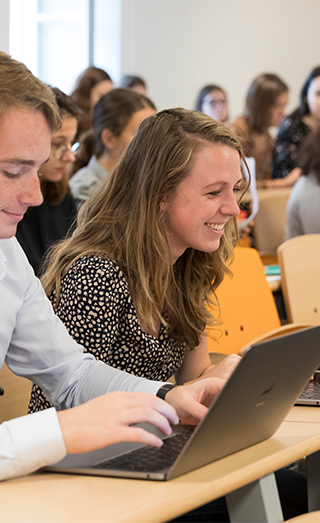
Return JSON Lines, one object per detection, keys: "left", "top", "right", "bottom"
{"left": 0, "top": 51, "right": 226, "bottom": 482}
{"left": 231, "top": 73, "right": 290, "bottom": 186}
{"left": 69, "top": 88, "right": 156, "bottom": 208}
{"left": 16, "top": 88, "right": 78, "bottom": 275}
{"left": 273, "top": 66, "right": 320, "bottom": 182}
{"left": 285, "top": 124, "right": 320, "bottom": 239}
{"left": 195, "top": 84, "right": 229, "bottom": 124}
{"left": 71, "top": 65, "right": 114, "bottom": 140}
{"left": 120, "top": 74, "right": 148, "bottom": 95}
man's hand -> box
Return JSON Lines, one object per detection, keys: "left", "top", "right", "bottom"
{"left": 57, "top": 391, "right": 179, "bottom": 454}
{"left": 165, "top": 377, "right": 226, "bottom": 425}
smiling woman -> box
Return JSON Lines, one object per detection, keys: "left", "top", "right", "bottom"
{"left": 162, "top": 144, "right": 242, "bottom": 262}
{"left": 29, "top": 108, "right": 247, "bottom": 413}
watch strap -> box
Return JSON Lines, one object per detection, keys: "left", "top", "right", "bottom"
{"left": 156, "top": 383, "right": 178, "bottom": 400}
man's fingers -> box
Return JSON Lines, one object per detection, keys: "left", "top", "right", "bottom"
{"left": 119, "top": 405, "right": 174, "bottom": 436}
{"left": 123, "top": 426, "right": 164, "bottom": 448}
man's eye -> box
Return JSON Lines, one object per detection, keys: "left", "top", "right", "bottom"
{"left": 3, "top": 170, "right": 19, "bottom": 179}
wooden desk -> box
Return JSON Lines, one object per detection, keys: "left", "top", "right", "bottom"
{"left": 286, "top": 406, "right": 320, "bottom": 424}
{"left": 2, "top": 417, "right": 320, "bottom": 523}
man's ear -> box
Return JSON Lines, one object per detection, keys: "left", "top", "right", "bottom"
{"left": 101, "top": 128, "right": 115, "bottom": 150}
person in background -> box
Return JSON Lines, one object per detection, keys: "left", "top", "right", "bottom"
{"left": 286, "top": 124, "right": 320, "bottom": 239}
{"left": 120, "top": 74, "right": 148, "bottom": 96}
{"left": 71, "top": 66, "right": 113, "bottom": 140}
{"left": 273, "top": 66, "right": 320, "bottom": 183}
{"left": 0, "top": 51, "right": 228, "bottom": 484}
{"left": 69, "top": 88, "right": 156, "bottom": 208}
{"left": 195, "top": 84, "right": 229, "bottom": 124}
{"left": 231, "top": 73, "right": 291, "bottom": 186}
{"left": 16, "top": 88, "right": 78, "bottom": 275}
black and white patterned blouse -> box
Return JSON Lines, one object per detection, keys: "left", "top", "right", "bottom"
{"left": 28, "top": 256, "right": 186, "bottom": 412}
{"left": 272, "top": 113, "right": 310, "bottom": 179}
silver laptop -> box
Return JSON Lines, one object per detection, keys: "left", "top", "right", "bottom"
{"left": 296, "top": 370, "right": 320, "bottom": 405}
{"left": 46, "top": 325, "right": 320, "bottom": 481}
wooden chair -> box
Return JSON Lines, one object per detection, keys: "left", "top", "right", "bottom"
{"left": 206, "top": 246, "right": 309, "bottom": 356}
{"left": 285, "top": 511, "right": 320, "bottom": 522}
{"left": 253, "top": 187, "right": 292, "bottom": 256}
{"left": 278, "top": 234, "right": 320, "bottom": 325}
{"left": 0, "top": 363, "right": 32, "bottom": 423}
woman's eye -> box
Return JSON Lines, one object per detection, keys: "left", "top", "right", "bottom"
{"left": 209, "top": 190, "right": 222, "bottom": 196}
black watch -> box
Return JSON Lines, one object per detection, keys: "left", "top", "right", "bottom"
{"left": 156, "top": 383, "right": 179, "bottom": 400}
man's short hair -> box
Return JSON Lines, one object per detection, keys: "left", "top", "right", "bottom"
{"left": 0, "top": 52, "right": 61, "bottom": 132}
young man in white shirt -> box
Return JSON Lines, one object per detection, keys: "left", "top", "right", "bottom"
{"left": 0, "top": 52, "right": 228, "bottom": 482}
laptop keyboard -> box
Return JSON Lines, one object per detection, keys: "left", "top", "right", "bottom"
{"left": 94, "top": 426, "right": 195, "bottom": 473}
{"left": 299, "top": 377, "right": 320, "bottom": 400}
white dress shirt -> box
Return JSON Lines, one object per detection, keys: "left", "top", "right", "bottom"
{"left": 0, "top": 238, "right": 164, "bottom": 480}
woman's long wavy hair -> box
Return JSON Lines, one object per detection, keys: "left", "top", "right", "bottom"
{"left": 41, "top": 108, "right": 248, "bottom": 350}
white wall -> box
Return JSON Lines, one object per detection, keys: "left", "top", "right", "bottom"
{"left": 0, "top": 0, "right": 10, "bottom": 53}
{"left": 121, "top": 0, "right": 320, "bottom": 120}
{"left": 1, "top": 0, "right": 320, "bottom": 122}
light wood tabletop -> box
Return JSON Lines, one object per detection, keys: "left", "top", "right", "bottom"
{"left": 2, "top": 417, "right": 320, "bottom": 523}
{"left": 285, "top": 406, "right": 320, "bottom": 424}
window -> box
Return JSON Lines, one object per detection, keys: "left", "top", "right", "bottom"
{"left": 9, "top": 0, "right": 121, "bottom": 94}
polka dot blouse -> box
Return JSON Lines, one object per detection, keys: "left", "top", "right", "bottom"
{"left": 28, "top": 255, "right": 186, "bottom": 413}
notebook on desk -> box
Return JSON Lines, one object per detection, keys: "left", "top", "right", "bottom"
{"left": 46, "top": 325, "right": 320, "bottom": 481}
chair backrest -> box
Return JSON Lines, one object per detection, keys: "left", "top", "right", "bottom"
{"left": 0, "top": 363, "right": 32, "bottom": 423}
{"left": 285, "top": 510, "right": 320, "bottom": 522}
{"left": 206, "top": 246, "right": 281, "bottom": 355}
{"left": 254, "top": 188, "right": 292, "bottom": 255}
{"left": 277, "top": 234, "right": 320, "bottom": 325}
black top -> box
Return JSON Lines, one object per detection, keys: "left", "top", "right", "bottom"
{"left": 16, "top": 193, "right": 77, "bottom": 275}
{"left": 272, "top": 113, "right": 310, "bottom": 179}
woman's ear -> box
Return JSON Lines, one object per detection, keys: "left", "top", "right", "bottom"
{"left": 101, "top": 128, "right": 115, "bottom": 150}
{"left": 160, "top": 195, "right": 168, "bottom": 212}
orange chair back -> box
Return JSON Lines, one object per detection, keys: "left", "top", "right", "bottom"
{"left": 206, "top": 247, "right": 280, "bottom": 354}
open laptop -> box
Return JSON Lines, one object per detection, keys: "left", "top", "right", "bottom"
{"left": 46, "top": 325, "right": 320, "bottom": 481}
{"left": 296, "top": 370, "right": 320, "bottom": 405}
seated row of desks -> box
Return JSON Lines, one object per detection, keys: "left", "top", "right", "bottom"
{"left": 1, "top": 406, "right": 320, "bottom": 523}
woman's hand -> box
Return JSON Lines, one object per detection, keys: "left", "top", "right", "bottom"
{"left": 199, "top": 354, "right": 241, "bottom": 381}
{"left": 165, "top": 377, "right": 226, "bottom": 425}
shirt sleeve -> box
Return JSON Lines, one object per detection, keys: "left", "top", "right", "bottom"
{"left": 0, "top": 408, "right": 66, "bottom": 481}
{"left": 2, "top": 239, "right": 165, "bottom": 412}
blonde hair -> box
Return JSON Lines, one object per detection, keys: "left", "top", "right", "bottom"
{"left": 42, "top": 108, "right": 248, "bottom": 349}
{"left": 0, "top": 52, "right": 60, "bottom": 132}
